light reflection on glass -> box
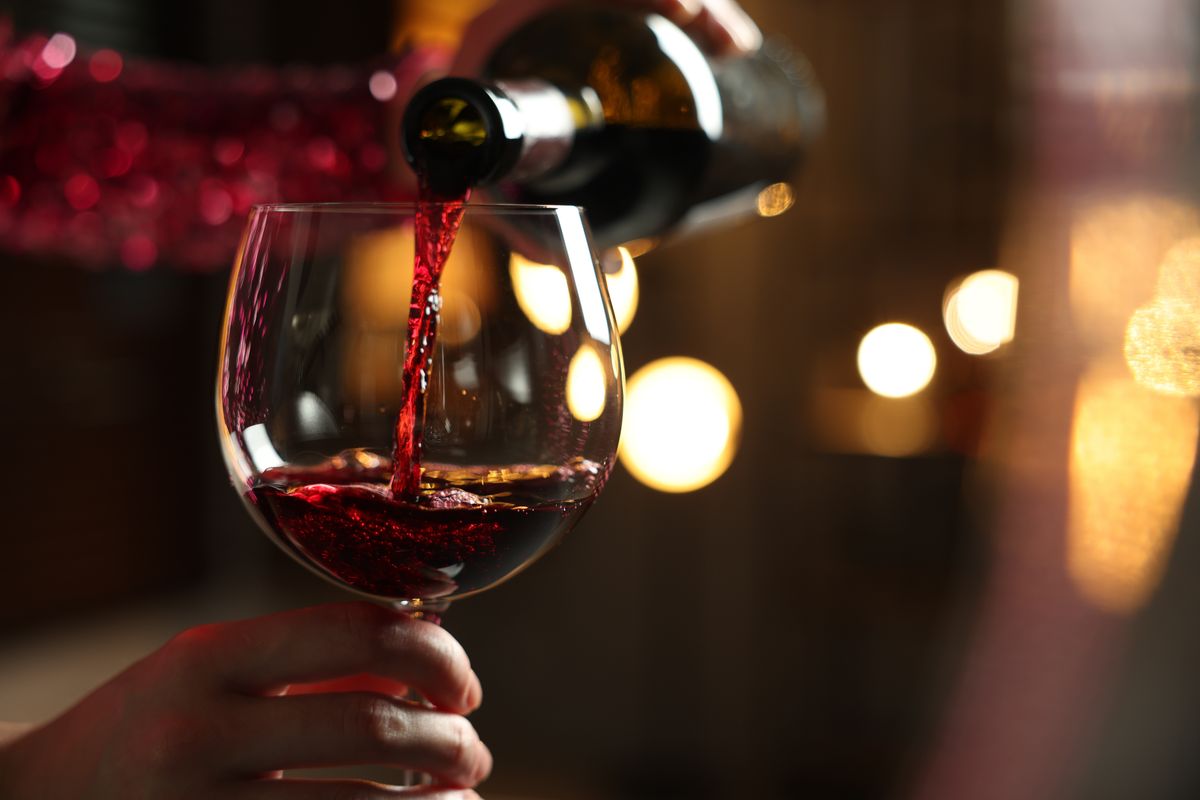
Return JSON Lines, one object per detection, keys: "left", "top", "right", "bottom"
{"left": 645, "top": 16, "right": 724, "bottom": 139}
{"left": 857, "top": 323, "right": 937, "bottom": 398}
{"left": 510, "top": 253, "right": 572, "bottom": 335}
{"left": 619, "top": 357, "right": 742, "bottom": 493}
{"left": 243, "top": 423, "right": 285, "bottom": 472}
{"left": 437, "top": 287, "right": 482, "bottom": 347}
{"left": 341, "top": 225, "right": 491, "bottom": 405}
{"left": 342, "top": 331, "right": 403, "bottom": 405}
{"left": 344, "top": 224, "right": 494, "bottom": 333}
{"left": 556, "top": 206, "right": 612, "bottom": 344}
{"left": 566, "top": 344, "right": 608, "bottom": 422}
{"left": 1068, "top": 363, "right": 1199, "bottom": 614}
{"left": 344, "top": 228, "right": 413, "bottom": 329}
{"left": 604, "top": 246, "right": 639, "bottom": 335}
{"left": 944, "top": 270, "right": 1019, "bottom": 355}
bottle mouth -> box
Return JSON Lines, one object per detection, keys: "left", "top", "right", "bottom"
{"left": 401, "top": 78, "right": 524, "bottom": 198}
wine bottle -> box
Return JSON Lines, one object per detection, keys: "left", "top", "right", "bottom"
{"left": 402, "top": 5, "right": 823, "bottom": 248}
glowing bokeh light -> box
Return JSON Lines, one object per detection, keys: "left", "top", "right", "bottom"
{"left": 510, "top": 253, "right": 572, "bottom": 335}
{"left": 812, "top": 389, "right": 937, "bottom": 457}
{"left": 622, "top": 238, "right": 658, "bottom": 258}
{"left": 944, "top": 270, "right": 1019, "bottom": 355}
{"left": 368, "top": 70, "right": 399, "bottom": 102}
{"left": 566, "top": 345, "right": 608, "bottom": 422}
{"left": 120, "top": 234, "right": 157, "bottom": 271}
{"left": 859, "top": 395, "right": 937, "bottom": 457}
{"left": 604, "top": 246, "right": 639, "bottom": 335}
{"left": 0, "top": 176, "right": 20, "bottom": 208}
{"left": 1070, "top": 196, "right": 1200, "bottom": 345}
{"left": 756, "top": 182, "right": 795, "bottom": 217}
{"left": 213, "top": 138, "right": 245, "bottom": 167}
{"left": 619, "top": 358, "right": 742, "bottom": 493}
{"left": 41, "top": 33, "right": 77, "bottom": 70}
{"left": 1068, "top": 364, "right": 1199, "bottom": 613}
{"left": 1157, "top": 236, "right": 1200, "bottom": 303}
{"left": 88, "top": 49, "right": 123, "bottom": 82}
{"left": 199, "top": 180, "right": 233, "bottom": 226}
{"left": 64, "top": 173, "right": 100, "bottom": 211}
{"left": 1124, "top": 300, "right": 1200, "bottom": 397}
{"left": 306, "top": 137, "right": 337, "bottom": 172}
{"left": 857, "top": 323, "right": 937, "bottom": 398}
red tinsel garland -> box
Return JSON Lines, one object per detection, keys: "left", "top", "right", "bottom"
{"left": 0, "top": 18, "right": 444, "bottom": 272}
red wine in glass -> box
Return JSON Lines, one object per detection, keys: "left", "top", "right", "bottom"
{"left": 218, "top": 202, "right": 622, "bottom": 607}
{"left": 249, "top": 456, "right": 601, "bottom": 601}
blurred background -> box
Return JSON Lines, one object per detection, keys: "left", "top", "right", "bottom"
{"left": 2, "top": 0, "right": 1200, "bottom": 798}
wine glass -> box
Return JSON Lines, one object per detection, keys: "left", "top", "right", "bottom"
{"left": 215, "top": 202, "right": 623, "bottom": 776}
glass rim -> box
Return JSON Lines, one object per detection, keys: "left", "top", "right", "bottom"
{"left": 250, "top": 201, "right": 587, "bottom": 215}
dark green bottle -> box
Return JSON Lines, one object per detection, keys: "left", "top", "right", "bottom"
{"left": 402, "top": 6, "right": 823, "bottom": 248}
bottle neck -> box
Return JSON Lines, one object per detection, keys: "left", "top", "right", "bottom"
{"left": 493, "top": 79, "right": 599, "bottom": 180}
{"left": 402, "top": 77, "right": 594, "bottom": 198}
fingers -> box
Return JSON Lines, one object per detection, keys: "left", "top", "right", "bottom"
{"left": 285, "top": 674, "right": 411, "bottom": 698}
{"left": 228, "top": 692, "right": 492, "bottom": 788}
{"left": 645, "top": 0, "right": 703, "bottom": 27}
{"left": 689, "top": 0, "right": 763, "bottom": 56}
{"left": 193, "top": 603, "right": 481, "bottom": 714}
{"left": 233, "top": 779, "right": 483, "bottom": 799}
{"left": 617, "top": 0, "right": 762, "bottom": 55}
{"left": 453, "top": 0, "right": 762, "bottom": 77}
{"left": 452, "top": 0, "right": 561, "bottom": 75}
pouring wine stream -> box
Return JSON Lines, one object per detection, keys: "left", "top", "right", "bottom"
{"left": 390, "top": 187, "right": 471, "bottom": 503}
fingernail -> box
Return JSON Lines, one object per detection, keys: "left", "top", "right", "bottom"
{"left": 463, "top": 670, "right": 483, "bottom": 711}
{"left": 476, "top": 739, "right": 494, "bottom": 783}
{"left": 701, "top": 0, "right": 762, "bottom": 54}
{"left": 725, "top": 10, "right": 763, "bottom": 53}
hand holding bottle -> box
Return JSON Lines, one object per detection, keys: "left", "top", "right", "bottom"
{"left": 409, "top": 0, "right": 821, "bottom": 246}
{"left": 454, "top": 0, "right": 763, "bottom": 75}
{"left": 639, "top": 0, "right": 764, "bottom": 54}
